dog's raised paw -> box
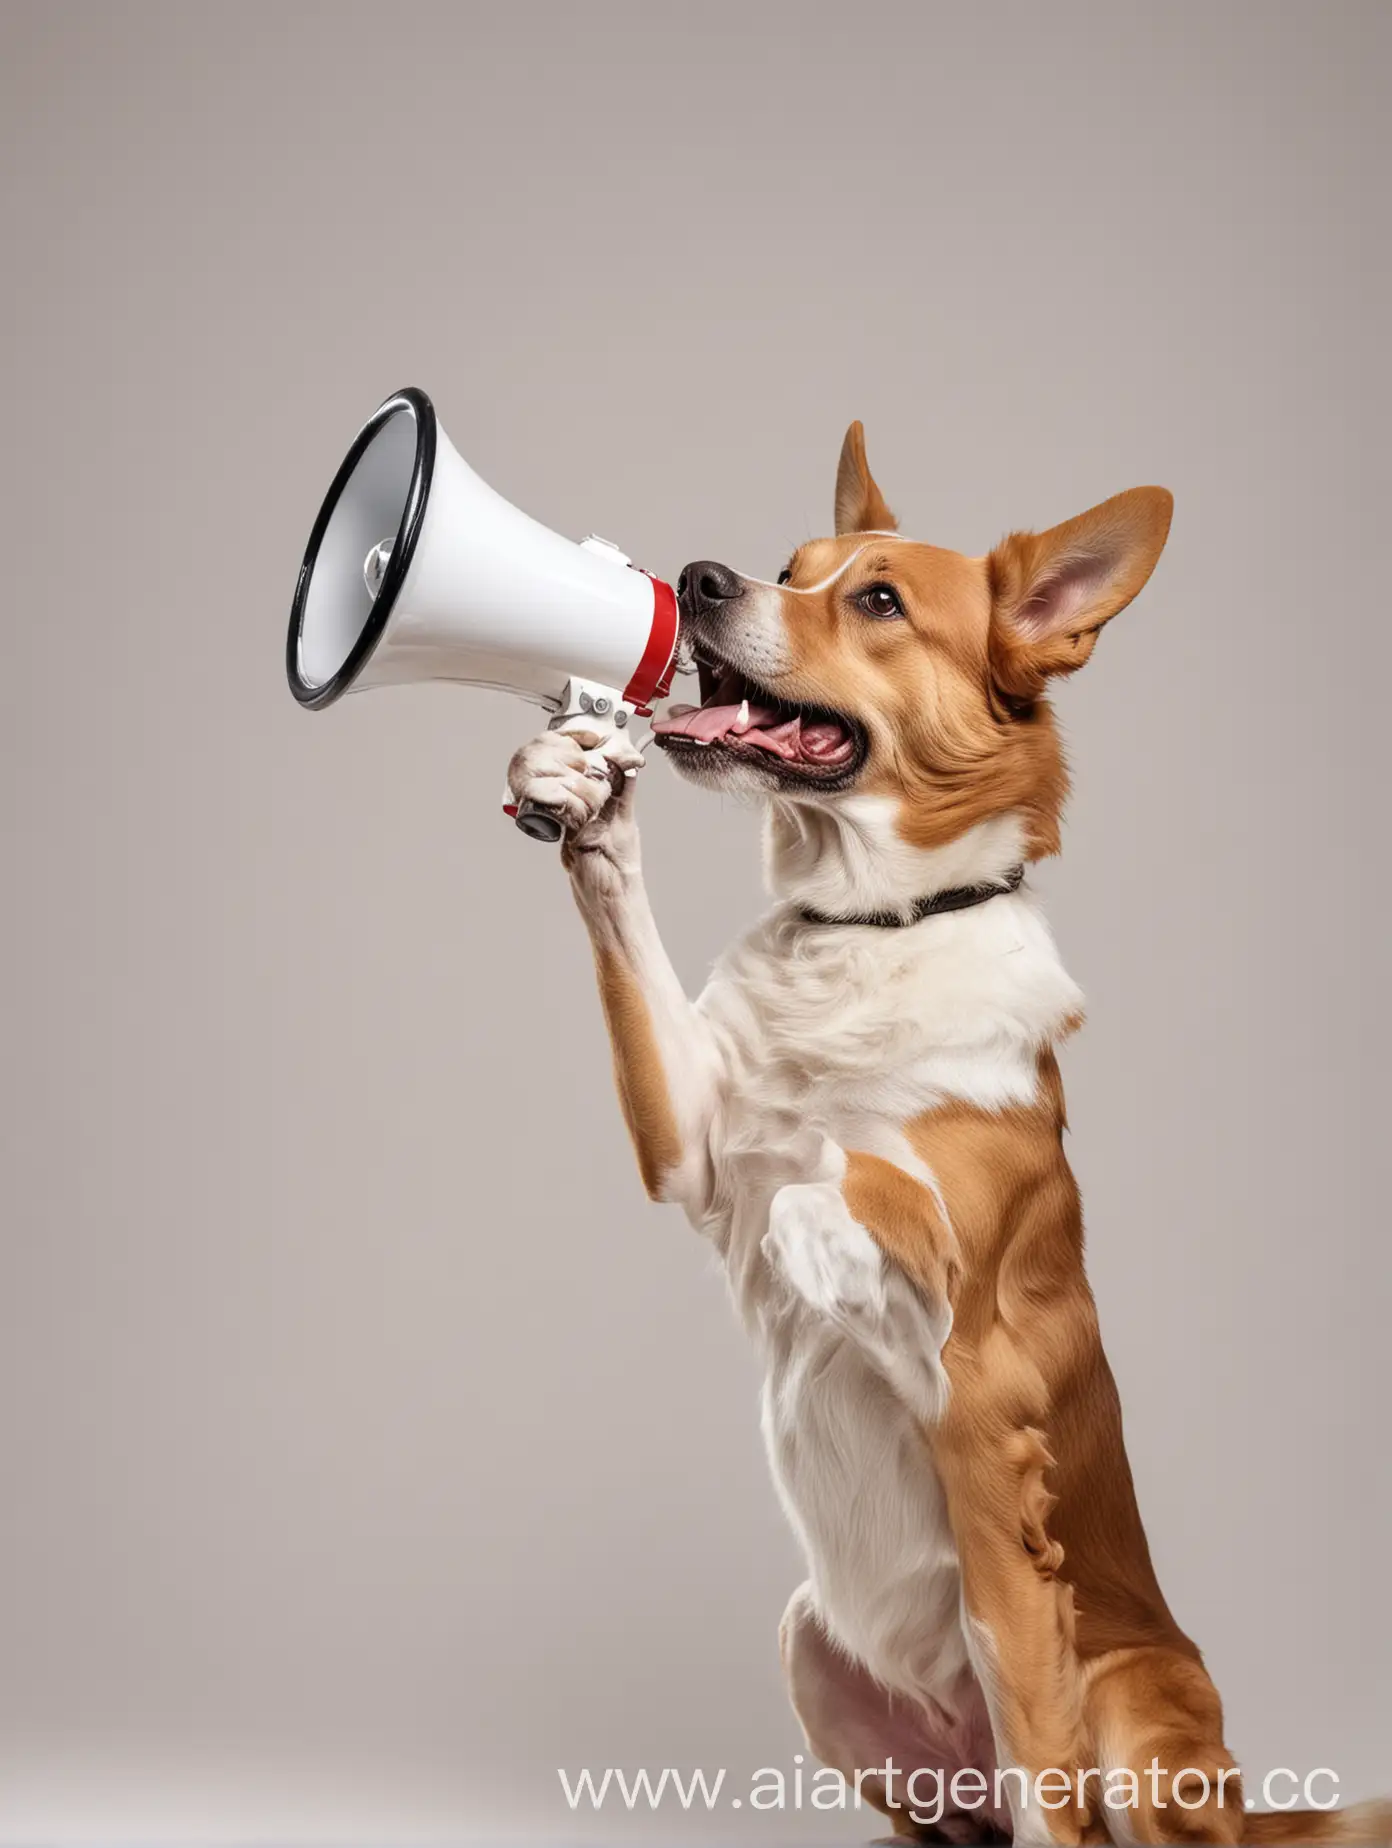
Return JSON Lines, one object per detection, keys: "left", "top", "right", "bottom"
{"left": 762, "top": 1180, "right": 887, "bottom": 1324}
{"left": 506, "top": 730, "right": 616, "bottom": 834}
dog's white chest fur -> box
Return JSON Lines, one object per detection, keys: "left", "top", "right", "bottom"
{"left": 687, "top": 884, "right": 1082, "bottom": 1704}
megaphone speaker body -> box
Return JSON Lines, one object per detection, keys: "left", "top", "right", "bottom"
{"left": 286, "top": 388, "right": 680, "bottom": 719}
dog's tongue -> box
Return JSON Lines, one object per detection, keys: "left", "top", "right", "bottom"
{"left": 654, "top": 699, "right": 776, "bottom": 746}
{"left": 654, "top": 699, "right": 854, "bottom": 765}
{"left": 799, "top": 718, "right": 854, "bottom": 762}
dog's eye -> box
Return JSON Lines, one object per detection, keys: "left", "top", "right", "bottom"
{"left": 777, "top": 569, "right": 792, "bottom": 585}
{"left": 858, "top": 584, "right": 903, "bottom": 619}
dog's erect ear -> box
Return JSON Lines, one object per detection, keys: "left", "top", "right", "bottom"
{"left": 988, "top": 487, "right": 1173, "bottom": 700}
{"left": 835, "top": 422, "right": 897, "bottom": 535}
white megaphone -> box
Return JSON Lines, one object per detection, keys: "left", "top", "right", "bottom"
{"left": 286, "top": 387, "right": 682, "bottom": 842}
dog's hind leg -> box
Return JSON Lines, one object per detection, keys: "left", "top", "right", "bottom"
{"left": 1083, "top": 1644, "right": 1391, "bottom": 1844}
{"left": 1082, "top": 1644, "right": 1244, "bottom": 1843}
{"left": 781, "top": 1581, "right": 1011, "bottom": 1845}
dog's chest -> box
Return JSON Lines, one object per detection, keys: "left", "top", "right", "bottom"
{"left": 687, "top": 903, "right": 1078, "bottom": 1697}
{"left": 696, "top": 964, "right": 971, "bottom": 1698}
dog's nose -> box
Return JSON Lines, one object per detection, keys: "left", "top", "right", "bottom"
{"left": 677, "top": 560, "right": 745, "bottom": 613}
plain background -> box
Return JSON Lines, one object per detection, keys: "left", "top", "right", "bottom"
{"left": 1, "top": 2, "right": 1387, "bottom": 1840}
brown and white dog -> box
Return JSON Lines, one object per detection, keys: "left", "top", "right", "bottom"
{"left": 506, "top": 427, "right": 1387, "bottom": 1847}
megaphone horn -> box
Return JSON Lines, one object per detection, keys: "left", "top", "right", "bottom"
{"left": 285, "top": 388, "right": 682, "bottom": 841}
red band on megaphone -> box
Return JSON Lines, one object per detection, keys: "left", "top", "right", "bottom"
{"left": 625, "top": 574, "right": 680, "bottom": 715}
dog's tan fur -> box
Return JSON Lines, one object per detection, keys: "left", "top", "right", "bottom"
{"left": 508, "top": 428, "right": 1389, "bottom": 1845}
{"left": 590, "top": 946, "right": 683, "bottom": 1199}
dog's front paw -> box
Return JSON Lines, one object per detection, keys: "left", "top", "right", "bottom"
{"left": 763, "top": 1181, "right": 887, "bottom": 1326}
{"left": 507, "top": 726, "right": 643, "bottom": 850}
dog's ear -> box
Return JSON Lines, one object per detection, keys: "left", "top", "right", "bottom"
{"left": 988, "top": 487, "right": 1173, "bottom": 700}
{"left": 835, "top": 422, "right": 897, "bottom": 535}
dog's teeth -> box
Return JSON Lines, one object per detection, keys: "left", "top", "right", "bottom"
{"left": 733, "top": 699, "right": 751, "bottom": 734}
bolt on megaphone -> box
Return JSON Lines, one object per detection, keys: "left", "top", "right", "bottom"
{"left": 285, "top": 387, "right": 683, "bottom": 842}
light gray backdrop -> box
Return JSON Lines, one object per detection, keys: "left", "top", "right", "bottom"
{"left": 1, "top": 2, "right": 1386, "bottom": 1841}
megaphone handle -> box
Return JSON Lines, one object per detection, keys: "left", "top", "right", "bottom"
{"left": 513, "top": 798, "right": 566, "bottom": 844}
{"left": 511, "top": 744, "right": 613, "bottom": 841}
{"left": 507, "top": 681, "right": 632, "bottom": 845}
{"left": 512, "top": 750, "right": 611, "bottom": 840}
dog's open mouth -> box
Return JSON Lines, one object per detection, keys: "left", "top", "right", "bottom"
{"left": 651, "top": 657, "right": 864, "bottom": 782}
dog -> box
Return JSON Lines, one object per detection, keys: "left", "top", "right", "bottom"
{"left": 506, "top": 425, "right": 1388, "bottom": 1845}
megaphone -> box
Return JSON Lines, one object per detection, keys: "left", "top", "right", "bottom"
{"left": 285, "top": 387, "right": 681, "bottom": 841}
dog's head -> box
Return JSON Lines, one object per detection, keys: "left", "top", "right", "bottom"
{"left": 653, "top": 424, "right": 1172, "bottom": 862}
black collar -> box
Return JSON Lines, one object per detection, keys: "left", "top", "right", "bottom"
{"left": 797, "top": 863, "right": 1025, "bottom": 929}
